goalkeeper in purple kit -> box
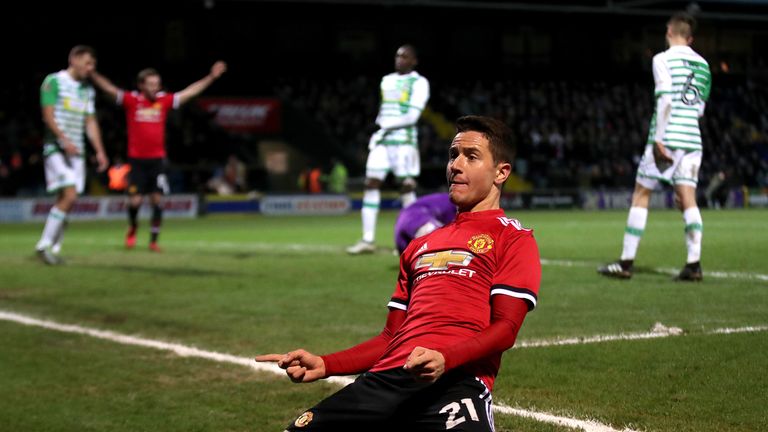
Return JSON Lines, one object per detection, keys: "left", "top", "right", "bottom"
{"left": 394, "top": 192, "right": 457, "bottom": 254}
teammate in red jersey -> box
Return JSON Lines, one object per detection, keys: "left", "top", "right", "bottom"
{"left": 91, "top": 61, "right": 227, "bottom": 251}
{"left": 257, "top": 115, "right": 541, "bottom": 431}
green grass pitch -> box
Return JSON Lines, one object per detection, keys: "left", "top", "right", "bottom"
{"left": 1, "top": 209, "right": 766, "bottom": 431}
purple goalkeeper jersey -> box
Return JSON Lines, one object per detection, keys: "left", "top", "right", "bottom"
{"left": 394, "top": 193, "right": 457, "bottom": 253}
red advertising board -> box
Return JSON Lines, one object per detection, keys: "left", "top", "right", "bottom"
{"left": 197, "top": 98, "right": 281, "bottom": 133}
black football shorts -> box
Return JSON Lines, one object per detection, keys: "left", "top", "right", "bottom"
{"left": 284, "top": 368, "right": 495, "bottom": 432}
{"left": 127, "top": 158, "right": 169, "bottom": 195}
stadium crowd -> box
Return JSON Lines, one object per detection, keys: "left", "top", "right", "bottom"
{"left": 273, "top": 76, "right": 768, "bottom": 192}
{"left": 2, "top": 76, "right": 767, "bottom": 196}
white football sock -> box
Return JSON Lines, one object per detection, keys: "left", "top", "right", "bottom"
{"left": 401, "top": 191, "right": 416, "bottom": 208}
{"left": 683, "top": 206, "right": 703, "bottom": 263}
{"left": 620, "top": 206, "right": 648, "bottom": 261}
{"left": 361, "top": 189, "right": 380, "bottom": 243}
{"left": 51, "top": 218, "right": 69, "bottom": 254}
{"left": 36, "top": 206, "right": 67, "bottom": 251}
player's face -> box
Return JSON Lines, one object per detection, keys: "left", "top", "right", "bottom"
{"left": 447, "top": 131, "right": 510, "bottom": 212}
{"left": 395, "top": 47, "right": 416, "bottom": 74}
{"left": 70, "top": 53, "right": 96, "bottom": 81}
{"left": 139, "top": 75, "right": 162, "bottom": 99}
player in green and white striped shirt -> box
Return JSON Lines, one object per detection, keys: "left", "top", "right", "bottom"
{"left": 35, "top": 45, "right": 109, "bottom": 265}
{"left": 599, "top": 12, "right": 710, "bottom": 281}
{"left": 348, "top": 44, "right": 430, "bottom": 254}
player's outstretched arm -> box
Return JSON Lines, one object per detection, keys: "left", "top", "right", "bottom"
{"left": 255, "top": 349, "right": 326, "bottom": 383}
{"left": 90, "top": 71, "right": 122, "bottom": 101}
{"left": 177, "top": 60, "right": 227, "bottom": 105}
{"left": 257, "top": 308, "right": 406, "bottom": 381}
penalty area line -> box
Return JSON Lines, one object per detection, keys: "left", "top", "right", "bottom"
{"left": 515, "top": 322, "right": 768, "bottom": 349}
{"left": 0, "top": 309, "right": 637, "bottom": 432}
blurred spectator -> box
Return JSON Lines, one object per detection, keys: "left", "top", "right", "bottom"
{"left": 298, "top": 165, "right": 323, "bottom": 194}
{"left": 207, "top": 154, "right": 247, "bottom": 195}
{"left": 108, "top": 157, "right": 131, "bottom": 193}
{"left": 704, "top": 170, "right": 729, "bottom": 209}
{"left": 323, "top": 158, "right": 348, "bottom": 194}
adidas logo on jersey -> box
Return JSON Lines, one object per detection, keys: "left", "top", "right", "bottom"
{"left": 497, "top": 217, "right": 529, "bottom": 231}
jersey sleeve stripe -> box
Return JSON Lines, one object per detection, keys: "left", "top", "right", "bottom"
{"left": 387, "top": 298, "right": 408, "bottom": 311}
{"left": 491, "top": 286, "right": 538, "bottom": 310}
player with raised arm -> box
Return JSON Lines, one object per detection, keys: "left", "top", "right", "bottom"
{"left": 91, "top": 61, "right": 227, "bottom": 252}
{"left": 598, "top": 12, "right": 711, "bottom": 281}
{"left": 347, "top": 44, "right": 430, "bottom": 254}
{"left": 35, "top": 45, "right": 109, "bottom": 265}
{"left": 258, "top": 115, "right": 541, "bottom": 431}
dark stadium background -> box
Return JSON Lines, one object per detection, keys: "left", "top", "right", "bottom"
{"left": 1, "top": 0, "right": 766, "bottom": 196}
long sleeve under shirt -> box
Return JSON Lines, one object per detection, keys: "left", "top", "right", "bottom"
{"left": 322, "top": 209, "right": 541, "bottom": 391}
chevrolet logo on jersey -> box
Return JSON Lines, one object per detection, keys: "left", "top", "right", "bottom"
{"left": 136, "top": 106, "right": 162, "bottom": 123}
{"left": 415, "top": 250, "right": 474, "bottom": 271}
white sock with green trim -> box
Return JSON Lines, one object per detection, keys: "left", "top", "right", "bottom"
{"left": 683, "top": 207, "right": 703, "bottom": 263}
{"left": 620, "top": 206, "right": 648, "bottom": 261}
{"left": 361, "top": 189, "right": 380, "bottom": 243}
{"left": 51, "top": 218, "right": 69, "bottom": 255}
{"left": 36, "top": 206, "right": 67, "bottom": 251}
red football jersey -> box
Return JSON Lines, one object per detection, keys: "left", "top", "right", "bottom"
{"left": 370, "top": 208, "right": 541, "bottom": 390}
{"left": 119, "top": 90, "right": 179, "bottom": 159}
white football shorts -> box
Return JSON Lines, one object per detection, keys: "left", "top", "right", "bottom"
{"left": 44, "top": 151, "right": 85, "bottom": 194}
{"left": 636, "top": 144, "right": 702, "bottom": 189}
{"left": 365, "top": 144, "right": 420, "bottom": 181}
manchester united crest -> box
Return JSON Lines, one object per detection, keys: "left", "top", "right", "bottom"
{"left": 294, "top": 411, "right": 314, "bottom": 428}
{"left": 467, "top": 234, "right": 494, "bottom": 254}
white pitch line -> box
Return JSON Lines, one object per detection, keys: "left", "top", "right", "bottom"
{"left": 493, "top": 406, "right": 641, "bottom": 432}
{"left": 0, "top": 310, "right": 350, "bottom": 387}
{"left": 541, "top": 259, "right": 768, "bottom": 282}
{"left": 175, "top": 243, "right": 768, "bottom": 282}
{"left": 5, "top": 236, "right": 767, "bottom": 282}
{"left": 125, "top": 240, "right": 768, "bottom": 282}
{"left": 653, "top": 267, "right": 768, "bottom": 282}
{"left": 178, "top": 240, "right": 342, "bottom": 253}
{"left": 710, "top": 325, "right": 768, "bottom": 334}
{"left": 516, "top": 322, "right": 684, "bottom": 348}
{"left": 3, "top": 310, "right": 766, "bottom": 430}
{"left": 0, "top": 309, "right": 637, "bottom": 432}
{"left": 515, "top": 323, "right": 768, "bottom": 349}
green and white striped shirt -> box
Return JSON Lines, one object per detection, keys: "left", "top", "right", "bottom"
{"left": 375, "top": 71, "right": 430, "bottom": 147}
{"left": 40, "top": 70, "right": 96, "bottom": 157}
{"left": 647, "top": 45, "right": 711, "bottom": 152}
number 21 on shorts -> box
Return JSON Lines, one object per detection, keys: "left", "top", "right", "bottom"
{"left": 439, "top": 398, "right": 480, "bottom": 429}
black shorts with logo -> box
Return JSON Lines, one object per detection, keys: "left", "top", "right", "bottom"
{"left": 127, "top": 158, "right": 169, "bottom": 195}
{"left": 285, "top": 368, "right": 494, "bottom": 432}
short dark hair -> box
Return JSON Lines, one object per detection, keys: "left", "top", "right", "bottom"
{"left": 455, "top": 115, "right": 516, "bottom": 164}
{"left": 69, "top": 45, "right": 96, "bottom": 59}
{"left": 399, "top": 44, "right": 418, "bottom": 59}
{"left": 668, "top": 12, "right": 696, "bottom": 39}
{"left": 137, "top": 68, "right": 160, "bottom": 85}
